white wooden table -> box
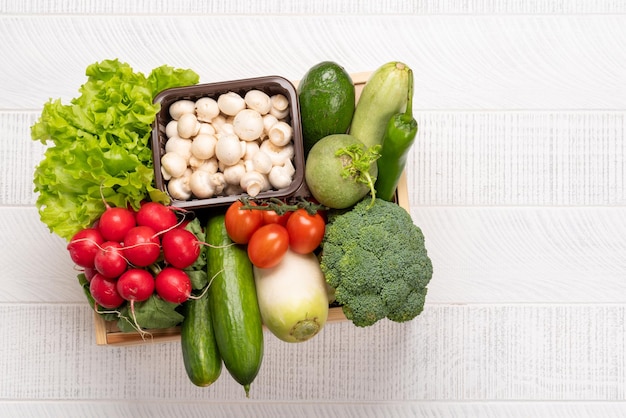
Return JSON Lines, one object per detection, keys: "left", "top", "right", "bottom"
{"left": 2, "top": 1, "right": 625, "bottom": 416}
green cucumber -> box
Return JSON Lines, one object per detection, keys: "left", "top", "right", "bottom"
{"left": 349, "top": 61, "right": 412, "bottom": 148}
{"left": 206, "top": 214, "right": 264, "bottom": 397}
{"left": 180, "top": 289, "right": 222, "bottom": 387}
{"left": 298, "top": 61, "right": 355, "bottom": 156}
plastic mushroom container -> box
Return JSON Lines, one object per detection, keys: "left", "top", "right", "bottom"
{"left": 151, "top": 76, "right": 305, "bottom": 210}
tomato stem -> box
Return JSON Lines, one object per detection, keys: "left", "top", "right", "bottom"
{"left": 239, "top": 196, "right": 326, "bottom": 215}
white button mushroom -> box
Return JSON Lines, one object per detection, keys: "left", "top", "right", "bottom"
{"left": 223, "top": 183, "right": 244, "bottom": 196}
{"left": 168, "top": 170, "right": 193, "bottom": 200}
{"left": 198, "top": 122, "right": 216, "bottom": 135}
{"left": 269, "top": 94, "right": 290, "bottom": 119}
{"left": 244, "top": 90, "right": 272, "bottom": 115}
{"left": 268, "top": 159, "right": 296, "bottom": 190}
{"left": 260, "top": 140, "right": 294, "bottom": 166}
{"left": 215, "top": 133, "right": 245, "bottom": 166}
{"left": 191, "top": 134, "right": 217, "bottom": 160}
{"left": 192, "top": 156, "right": 219, "bottom": 174}
{"left": 223, "top": 161, "right": 246, "bottom": 185}
{"left": 189, "top": 170, "right": 226, "bottom": 199}
{"left": 240, "top": 171, "right": 270, "bottom": 197}
{"left": 233, "top": 109, "right": 264, "bottom": 141}
{"left": 165, "top": 120, "right": 178, "bottom": 138}
{"left": 245, "top": 149, "right": 273, "bottom": 175}
{"left": 210, "top": 114, "right": 227, "bottom": 133}
{"left": 161, "top": 152, "right": 188, "bottom": 179}
{"left": 195, "top": 97, "right": 220, "bottom": 122}
{"left": 165, "top": 136, "right": 193, "bottom": 161}
{"left": 243, "top": 141, "right": 260, "bottom": 160}
{"left": 268, "top": 121, "right": 293, "bottom": 147}
{"left": 262, "top": 114, "right": 279, "bottom": 134}
{"left": 177, "top": 113, "right": 201, "bottom": 139}
{"left": 217, "top": 91, "right": 246, "bottom": 116}
{"left": 169, "top": 99, "right": 196, "bottom": 120}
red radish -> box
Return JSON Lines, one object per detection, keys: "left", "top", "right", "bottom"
{"left": 89, "top": 273, "right": 125, "bottom": 309}
{"left": 116, "top": 269, "right": 155, "bottom": 302}
{"left": 67, "top": 227, "right": 104, "bottom": 268}
{"left": 94, "top": 241, "right": 127, "bottom": 279}
{"left": 161, "top": 228, "right": 200, "bottom": 269}
{"left": 83, "top": 266, "right": 97, "bottom": 282}
{"left": 123, "top": 225, "right": 160, "bottom": 267}
{"left": 98, "top": 206, "right": 136, "bottom": 242}
{"left": 136, "top": 202, "right": 178, "bottom": 234}
{"left": 155, "top": 267, "right": 191, "bottom": 304}
{"left": 116, "top": 269, "right": 156, "bottom": 337}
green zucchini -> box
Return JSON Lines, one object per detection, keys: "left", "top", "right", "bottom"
{"left": 180, "top": 289, "right": 222, "bottom": 387}
{"left": 349, "top": 61, "right": 412, "bottom": 148}
{"left": 206, "top": 214, "right": 264, "bottom": 397}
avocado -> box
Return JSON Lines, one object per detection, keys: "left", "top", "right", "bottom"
{"left": 297, "top": 61, "right": 355, "bottom": 156}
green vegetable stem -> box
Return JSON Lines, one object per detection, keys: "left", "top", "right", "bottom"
{"left": 335, "top": 143, "right": 381, "bottom": 208}
{"left": 374, "top": 68, "right": 418, "bottom": 202}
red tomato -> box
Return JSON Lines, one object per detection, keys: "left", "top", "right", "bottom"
{"left": 247, "top": 224, "right": 289, "bottom": 268}
{"left": 262, "top": 209, "right": 292, "bottom": 226}
{"left": 286, "top": 209, "right": 326, "bottom": 254}
{"left": 224, "top": 201, "right": 264, "bottom": 244}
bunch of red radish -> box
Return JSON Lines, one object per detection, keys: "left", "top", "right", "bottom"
{"left": 67, "top": 201, "right": 201, "bottom": 311}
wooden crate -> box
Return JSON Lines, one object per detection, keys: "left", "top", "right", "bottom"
{"left": 93, "top": 172, "right": 408, "bottom": 346}
{"left": 93, "top": 72, "right": 411, "bottom": 346}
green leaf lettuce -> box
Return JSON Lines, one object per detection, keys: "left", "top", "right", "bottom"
{"left": 31, "top": 59, "right": 199, "bottom": 241}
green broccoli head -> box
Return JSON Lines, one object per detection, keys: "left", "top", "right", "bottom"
{"left": 320, "top": 198, "right": 433, "bottom": 327}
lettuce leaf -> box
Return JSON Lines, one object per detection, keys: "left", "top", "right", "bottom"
{"left": 116, "top": 295, "right": 184, "bottom": 332}
{"left": 31, "top": 59, "right": 199, "bottom": 241}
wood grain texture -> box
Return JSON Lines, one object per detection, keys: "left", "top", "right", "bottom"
{"left": 4, "top": 0, "right": 626, "bottom": 15}
{"left": 2, "top": 0, "right": 626, "bottom": 415}
{"left": 1, "top": 303, "right": 625, "bottom": 403}
{"left": 1, "top": 401, "right": 626, "bottom": 418}
{"left": 2, "top": 16, "right": 626, "bottom": 110}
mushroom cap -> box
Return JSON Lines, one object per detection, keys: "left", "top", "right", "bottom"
{"left": 233, "top": 109, "right": 264, "bottom": 141}
{"left": 244, "top": 90, "right": 272, "bottom": 115}
{"left": 217, "top": 91, "right": 246, "bottom": 116}
{"left": 195, "top": 97, "right": 220, "bottom": 122}
{"left": 215, "top": 133, "right": 245, "bottom": 166}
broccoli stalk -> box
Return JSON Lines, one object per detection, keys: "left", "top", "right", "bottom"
{"left": 335, "top": 144, "right": 381, "bottom": 208}
{"left": 320, "top": 198, "right": 433, "bottom": 327}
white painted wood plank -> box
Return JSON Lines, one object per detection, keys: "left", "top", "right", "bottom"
{"left": 4, "top": 0, "right": 626, "bottom": 15}
{"left": 2, "top": 3, "right": 626, "bottom": 413}
{"left": 2, "top": 16, "right": 626, "bottom": 110}
{"left": 416, "top": 207, "right": 626, "bottom": 304}
{"left": 410, "top": 111, "right": 625, "bottom": 206}
{"left": 1, "top": 401, "right": 626, "bottom": 418}
{"left": 2, "top": 206, "right": 624, "bottom": 304}
{"left": 0, "top": 207, "right": 81, "bottom": 302}
{"left": 1, "top": 303, "right": 625, "bottom": 402}
{"left": 0, "top": 112, "right": 45, "bottom": 205}
{"left": 6, "top": 111, "right": 625, "bottom": 207}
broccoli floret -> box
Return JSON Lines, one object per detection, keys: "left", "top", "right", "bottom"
{"left": 320, "top": 198, "right": 433, "bottom": 327}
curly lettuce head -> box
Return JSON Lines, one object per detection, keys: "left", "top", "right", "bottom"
{"left": 31, "top": 59, "right": 199, "bottom": 240}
